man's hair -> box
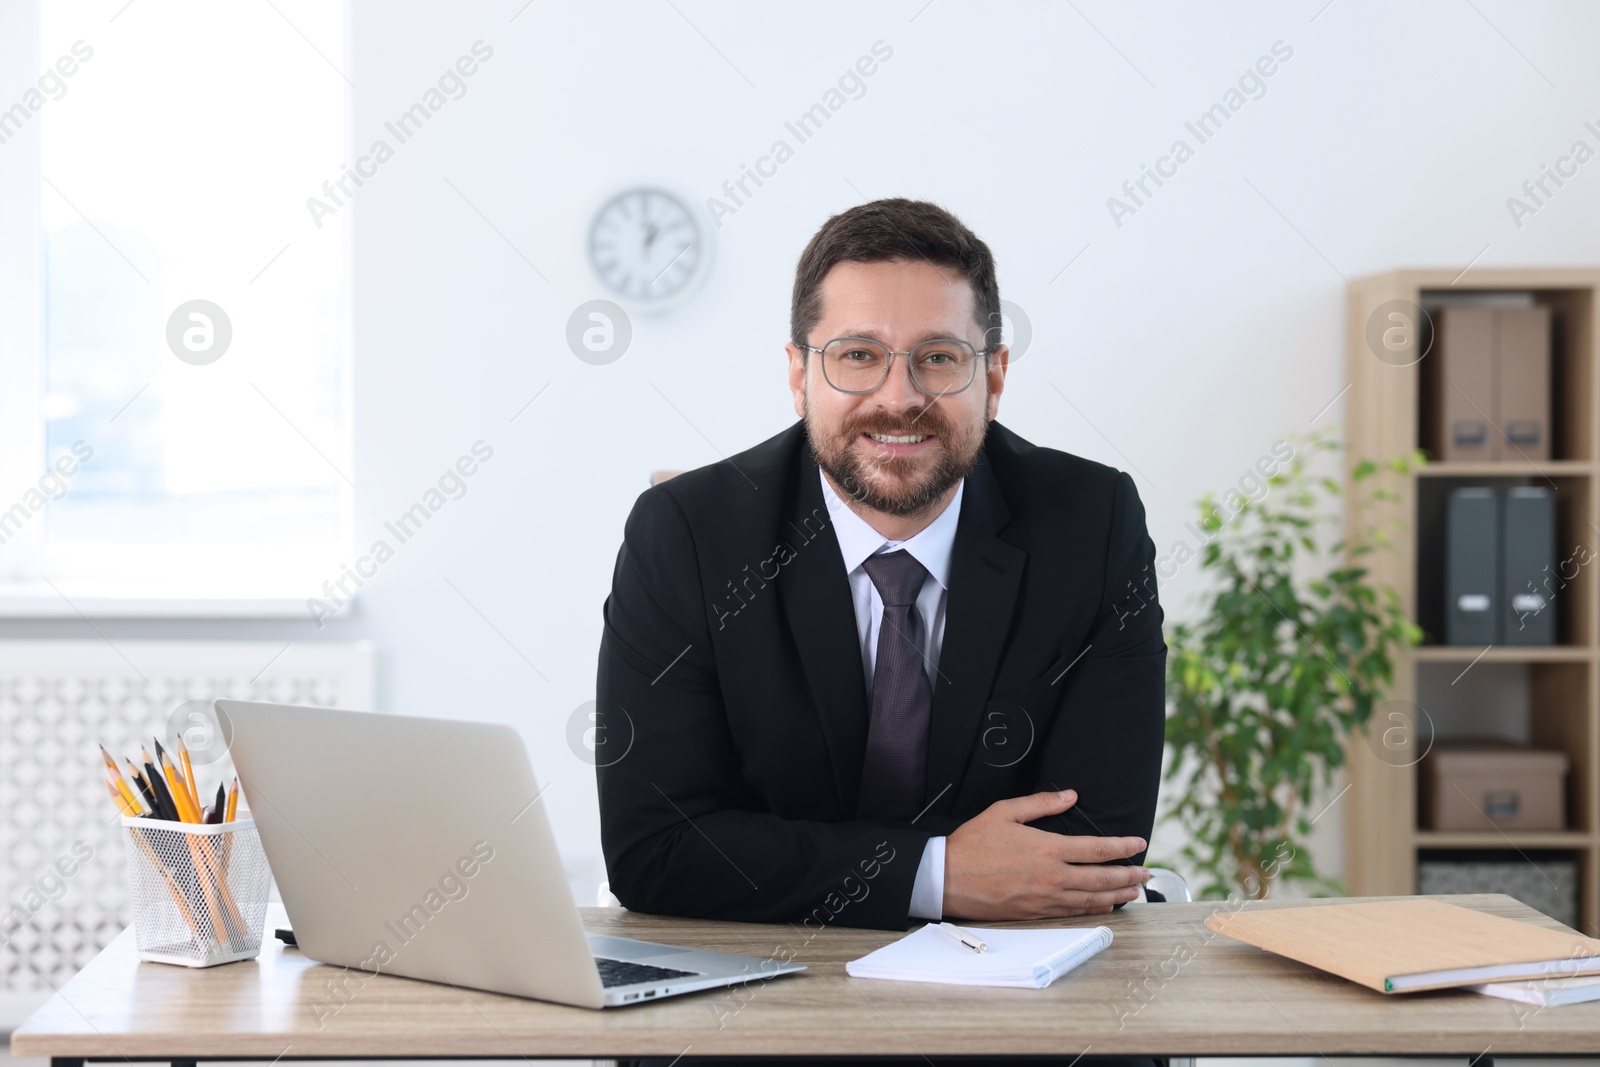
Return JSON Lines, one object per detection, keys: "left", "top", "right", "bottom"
{"left": 789, "top": 198, "right": 1000, "bottom": 351}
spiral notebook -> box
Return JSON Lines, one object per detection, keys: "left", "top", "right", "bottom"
{"left": 845, "top": 924, "right": 1113, "bottom": 989}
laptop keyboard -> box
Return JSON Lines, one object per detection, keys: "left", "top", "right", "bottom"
{"left": 594, "top": 956, "right": 702, "bottom": 988}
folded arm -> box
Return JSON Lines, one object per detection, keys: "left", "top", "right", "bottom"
{"left": 942, "top": 469, "right": 1167, "bottom": 920}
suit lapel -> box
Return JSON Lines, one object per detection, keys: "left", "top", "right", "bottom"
{"left": 777, "top": 432, "right": 1026, "bottom": 819}
{"left": 924, "top": 449, "right": 1025, "bottom": 813}
{"left": 778, "top": 445, "right": 870, "bottom": 816}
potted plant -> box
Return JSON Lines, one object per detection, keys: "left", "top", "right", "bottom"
{"left": 1159, "top": 426, "right": 1423, "bottom": 900}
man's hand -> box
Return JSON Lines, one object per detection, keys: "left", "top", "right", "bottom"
{"left": 942, "top": 788, "right": 1150, "bottom": 920}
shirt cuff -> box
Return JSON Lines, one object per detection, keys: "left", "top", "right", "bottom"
{"left": 908, "top": 836, "right": 946, "bottom": 920}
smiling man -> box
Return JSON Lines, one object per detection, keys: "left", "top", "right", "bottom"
{"left": 597, "top": 199, "right": 1166, "bottom": 940}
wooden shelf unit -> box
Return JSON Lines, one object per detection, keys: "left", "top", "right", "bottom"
{"left": 1343, "top": 268, "right": 1600, "bottom": 936}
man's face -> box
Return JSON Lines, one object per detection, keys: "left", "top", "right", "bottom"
{"left": 786, "top": 258, "right": 1008, "bottom": 518}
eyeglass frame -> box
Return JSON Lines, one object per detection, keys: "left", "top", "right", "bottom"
{"left": 793, "top": 335, "right": 998, "bottom": 397}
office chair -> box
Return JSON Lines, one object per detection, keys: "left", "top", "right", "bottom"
{"left": 1133, "top": 868, "right": 1192, "bottom": 1067}
{"left": 1139, "top": 865, "right": 1191, "bottom": 904}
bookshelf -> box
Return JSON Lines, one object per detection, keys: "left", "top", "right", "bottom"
{"left": 1343, "top": 268, "right": 1600, "bottom": 936}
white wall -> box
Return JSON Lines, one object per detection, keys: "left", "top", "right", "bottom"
{"left": 11, "top": 0, "right": 1600, "bottom": 899}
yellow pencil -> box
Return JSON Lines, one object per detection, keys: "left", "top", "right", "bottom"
{"left": 220, "top": 776, "right": 241, "bottom": 876}
{"left": 173, "top": 734, "right": 202, "bottom": 815}
{"left": 106, "top": 747, "right": 207, "bottom": 940}
{"left": 99, "top": 744, "right": 142, "bottom": 812}
{"left": 107, "top": 771, "right": 145, "bottom": 814}
{"left": 153, "top": 739, "right": 191, "bottom": 822}
{"left": 159, "top": 749, "right": 199, "bottom": 823}
{"left": 114, "top": 774, "right": 141, "bottom": 813}
{"left": 129, "top": 825, "right": 202, "bottom": 938}
{"left": 104, "top": 761, "right": 141, "bottom": 813}
{"left": 184, "top": 833, "right": 227, "bottom": 943}
{"left": 105, "top": 778, "right": 136, "bottom": 817}
{"left": 173, "top": 762, "right": 202, "bottom": 824}
{"left": 194, "top": 831, "right": 247, "bottom": 945}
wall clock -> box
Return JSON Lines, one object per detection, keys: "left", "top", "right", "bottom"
{"left": 587, "top": 187, "right": 711, "bottom": 311}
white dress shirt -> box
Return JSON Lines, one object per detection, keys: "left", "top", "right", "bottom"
{"left": 819, "top": 468, "right": 963, "bottom": 921}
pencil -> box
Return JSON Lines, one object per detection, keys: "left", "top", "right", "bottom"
{"left": 129, "top": 825, "right": 202, "bottom": 938}
{"left": 99, "top": 744, "right": 142, "bottom": 812}
{"left": 105, "top": 778, "right": 135, "bottom": 817}
{"left": 107, "top": 771, "right": 146, "bottom": 815}
{"left": 194, "top": 830, "right": 247, "bottom": 945}
{"left": 220, "top": 776, "right": 241, "bottom": 874}
{"left": 112, "top": 771, "right": 140, "bottom": 812}
{"left": 157, "top": 751, "right": 191, "bottom": 822}
{"left": 140, "top": 745, "right": 173, "bottom": 815}
{"left": 143, "top": 758, "right": 182, "bottom": 822}
{"left": 174, "top": 760, "right": 202, "bottom": 823}
{"left": 173, "top": 735, "right": 202, "bottom": 815}
{"left": 157, "top": 745, "right": 199, "bottom": 823}
{"left": 105, "top": 748, "right": 211, "bottom": 942}
{"left": 127, "top": 760, "right": 160, "bottom": 815}
{"left": 107, "top": 762, "right": 141, "bottom": 813}
{"left": 171, "top": 764, "right": 200, "bottom": 823}
{"left": 185, "top": 834, "right": 229, "bottom": 943}
{"left": 155, "top": 739, "right": 238, "bottom": 940}
{"left": 208, "top": 782, "right": 226, "bottom": 825}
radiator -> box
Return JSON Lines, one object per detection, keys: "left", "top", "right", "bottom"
{"left": 0, "top": 640, "right": 374, "bottom": 1027}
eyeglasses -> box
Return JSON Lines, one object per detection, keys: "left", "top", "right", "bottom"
{"left": 795, "top": 336, "right": 991, "bottom": 397}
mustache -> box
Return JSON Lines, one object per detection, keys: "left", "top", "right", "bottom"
{"left": 844, "top": 408, "right": 948, "bottom": 438}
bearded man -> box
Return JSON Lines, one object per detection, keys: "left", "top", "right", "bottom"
{"left": 596, "top": 198, "right": 1166, "bottom": 939}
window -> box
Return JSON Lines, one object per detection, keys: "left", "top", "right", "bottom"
{"left": 0, "top": 1, "right": 351, "bottom": 604}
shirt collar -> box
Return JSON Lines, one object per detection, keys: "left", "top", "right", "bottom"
{"left": 818, "top": 466, "right": 963, "bottom": 591}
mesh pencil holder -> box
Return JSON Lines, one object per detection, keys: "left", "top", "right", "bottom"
{"left": 120, "top": 816, "right": 271, "bottom": 967}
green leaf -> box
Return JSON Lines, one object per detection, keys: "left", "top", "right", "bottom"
{"left": 1165, "top": 432, "right": 1415, "bottom": 899}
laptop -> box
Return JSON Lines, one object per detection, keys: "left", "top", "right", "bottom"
{"left": 215, "top": 699, "right": 805, "bottom": 1008}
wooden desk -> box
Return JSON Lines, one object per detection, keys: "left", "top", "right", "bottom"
{"left": 12, "top": 893, "right": 1600, "bottom": 1062}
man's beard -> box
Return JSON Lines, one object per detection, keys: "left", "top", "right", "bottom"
{"left": 805, "top": 398, "right": 989, "bottom": 519}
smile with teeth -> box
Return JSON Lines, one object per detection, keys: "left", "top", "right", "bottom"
{"left": 866, "top": 432, "right": 931, "bottom": 444}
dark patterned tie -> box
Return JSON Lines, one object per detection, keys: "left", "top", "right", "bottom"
{"left": 856, "top": 550, "right": 933, "bottom": 820}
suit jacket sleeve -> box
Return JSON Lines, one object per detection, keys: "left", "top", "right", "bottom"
{"left": 1027, "top": 469, "right": 1166, "bottom": 880}
{"left": 596, "top": 486, "right": 936, "bottom": 930}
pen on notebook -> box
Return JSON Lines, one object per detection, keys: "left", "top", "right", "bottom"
{"left": 937, "top": 921, "right": 988, "bottom": 953}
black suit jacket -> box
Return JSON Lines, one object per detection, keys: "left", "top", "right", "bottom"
{"left": 596, "top": 419, "right": 1166, "bottom": 930}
